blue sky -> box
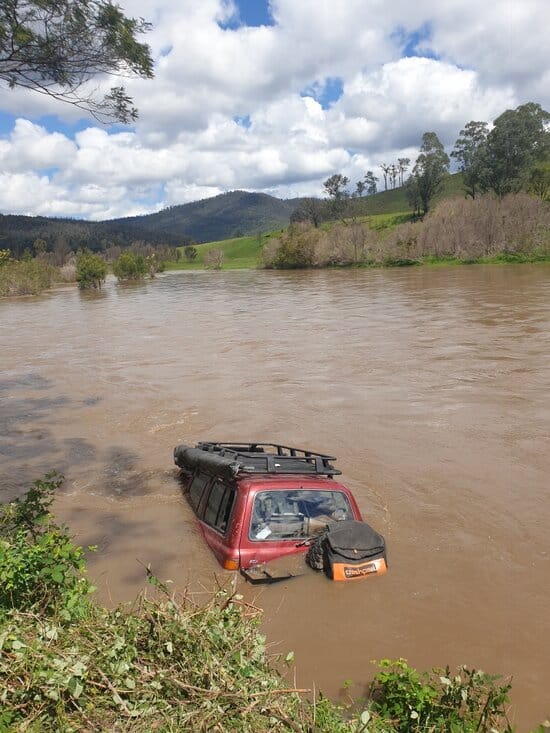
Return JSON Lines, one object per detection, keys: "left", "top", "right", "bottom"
{"left": 221, "top": 0, "right": 274, "bottom": 28}
{"left": 0, "top": 0, "right": 547, "bottom": 220}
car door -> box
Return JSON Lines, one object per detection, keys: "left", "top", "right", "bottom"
{"left": 199, "top": 476, "right": 237, "bottom": 568}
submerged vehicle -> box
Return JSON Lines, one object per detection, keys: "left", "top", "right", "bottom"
{"left": 174, "top": 441, "right": 387, "bottom": 581}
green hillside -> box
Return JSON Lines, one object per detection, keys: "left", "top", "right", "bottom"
{"left": 109, "top": 190, "right": 304, "bottom": 243}
{"left": 346, "top": 172, "right": 466, "bottom": 216}
{"left": 173, "top": 234, "right": 271, "bottom": 270}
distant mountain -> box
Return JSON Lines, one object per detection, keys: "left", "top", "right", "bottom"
{"left": 106, "top": 191, "right": 305, "bottom": 243}
{"left": 0, "top": 191, "right": 305, "bottom": 256}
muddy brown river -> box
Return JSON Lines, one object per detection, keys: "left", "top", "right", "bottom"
{"left": 1, "top": 265, "right": 549, "bottom": 728}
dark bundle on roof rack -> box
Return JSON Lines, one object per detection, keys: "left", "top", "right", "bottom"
{"left": 173, "top": 442, "right": 341, "bottom": 477}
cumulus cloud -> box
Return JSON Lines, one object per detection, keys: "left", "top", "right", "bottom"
{"left": 0, "top": 0, "right": 548, "bottom": 218}
{"left": 0, "top": 119, "right": 77, "bottom": 173}
{"left": 330, "top": 58, "right": 516, "bottom": 152}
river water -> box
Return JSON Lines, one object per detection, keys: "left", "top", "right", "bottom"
{"left": 1, "top": 265, "right": 549, "bottom": 728}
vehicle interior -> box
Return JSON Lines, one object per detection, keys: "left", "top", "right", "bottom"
{"left": 249, "top": 489, "right": 351, "bottom": 541}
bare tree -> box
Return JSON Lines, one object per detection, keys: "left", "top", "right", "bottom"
{"left": 380, "top": 163, "right": 391, "bottom": 191}
{"left": 398, "top": 158, "right": 410, "bottom": 187}
{"left": 205, "top": 248, "right": 224, "bottom": 269}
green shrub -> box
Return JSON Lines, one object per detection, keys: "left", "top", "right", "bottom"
{"left": 0, "top": 258, "right": 60, "bottom": 296}
{"left": 184, "top": 244, "right": 198, "bottom": 261}
{"left": 368, "top": 658, "right": 513, "bottom": 732}
{"left": 0, "top": 474, "right": 93, "bottom": 618}
{"left": 112, "top": 252, "right": 148, "bottom": 280}
{"left": 263, "top": 224, "right": 317, "bottom": 269}
{"left": 76, "top": 249, "right": 108, "bottom": 289}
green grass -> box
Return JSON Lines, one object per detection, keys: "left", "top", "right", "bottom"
{"left": 347, "top": 172, "right": 466, "bottom": 216}
{"left": 168, "top": 233, "right": 273, "bottom": 270}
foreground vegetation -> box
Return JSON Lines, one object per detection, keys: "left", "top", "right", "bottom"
{"left": 2, "top": 476, "right": 547, "bottom": 732}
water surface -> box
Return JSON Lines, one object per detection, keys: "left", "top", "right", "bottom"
{"left": 1, "top": 266, "right": 549, "bottom": 728}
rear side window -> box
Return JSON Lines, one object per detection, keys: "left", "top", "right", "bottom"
{"left": 203, "top": 479, "right": 235, "bottom": 534}
{"left": 189, "top": 472, "right": 212, "bottom": 512}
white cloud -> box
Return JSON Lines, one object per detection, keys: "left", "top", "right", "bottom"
{"left": 331, "top": 58, "right": 516, "bottom": 152}
{"left": 0, "top": 119, "right": 77, "bottom": 172}
{"left": 0, "top": 0, "right": 548, "bottom": 219}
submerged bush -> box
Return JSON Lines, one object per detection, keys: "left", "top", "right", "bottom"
{"left": 0, "top": 258, "right": 61, "bottom": 296}
{"left": 76, "top": 249, "right": 108, "bottom": 289}
{"left": 112, "top": 251, "right": 148, "bottom": 280}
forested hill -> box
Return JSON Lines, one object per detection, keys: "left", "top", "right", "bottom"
{"left": 0, "top": 191, "right": 305, "bottom": 255}
{"left": 110, "top": 191, "right": 305, "bottom": 243}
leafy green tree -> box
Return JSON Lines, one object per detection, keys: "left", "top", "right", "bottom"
{"left": 184, "top": 244, "right": 198, "bottom": 261}
{"left": 323, "top": 173, "right": 349, "bottom": 199}
{"left": 33, "top": 238, "right": 47, "bottom": 257}
{"left": 76, "top": 249, "right": 107, "bottom": 289}
{"left": 405, "top": 177, "right": 422, "bottom": 218}
{"left": 0, "top": 0, "right": 154, "bottom": 122}
{"left": 364, "top": 170, "right": 378, "bottom": 195}
{"left": 411, "top": 132, "right": 450, "bottom": 215}
{"left": 451, "top": 121, "right": 489, "bottom": 199}
{"left": 479, "top": 103, "right": 550, "bottom": 197}
{"left": 323, "top": 173, "right": 350, "bottom": 220}
{"left": 112, "top": 251, "right": 147, "bottom": 280}
{"left": 528, "top": 165, "right": 550, "bottom": 201}
{"left": 290, "top": 198, "right": 327, "bottom": 227}
{"left": 355, "top": 180, "right": 366, "bottom": 197}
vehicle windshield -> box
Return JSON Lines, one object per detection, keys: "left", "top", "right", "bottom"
{"left": 249, "top": 489, "right": 352, "bottom": 541}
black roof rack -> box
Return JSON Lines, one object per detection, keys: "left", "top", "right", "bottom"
{"left": 174, "top": 441, "right": 341, "bottom": 478}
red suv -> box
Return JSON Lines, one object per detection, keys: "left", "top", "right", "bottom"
{"left": 174, "top": 442, "right": 369, "bottom": 572}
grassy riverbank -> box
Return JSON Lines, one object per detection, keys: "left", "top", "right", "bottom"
{"left": 1, "top": 475, "right": 539, "bottom": 732}
{"left": 167, "top": 194, "right": 549, "bottom": 272}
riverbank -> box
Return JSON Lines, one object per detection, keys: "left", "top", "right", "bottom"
{"left": 165, "top": 249, "right": 550, "bottom": 272}
{"left": 167, "top": 194, "right": 549, "bottom": 272}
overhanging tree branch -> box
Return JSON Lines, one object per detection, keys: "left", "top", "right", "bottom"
{"left": 0, "top": 0, "right": 154, "bottom": 123}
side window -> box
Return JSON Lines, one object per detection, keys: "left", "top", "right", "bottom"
{"left": 203, "top": 479, "right": 236, "bottom": 534}
{"left": 188, "top": 472, "right": 212, "bottom": 512}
